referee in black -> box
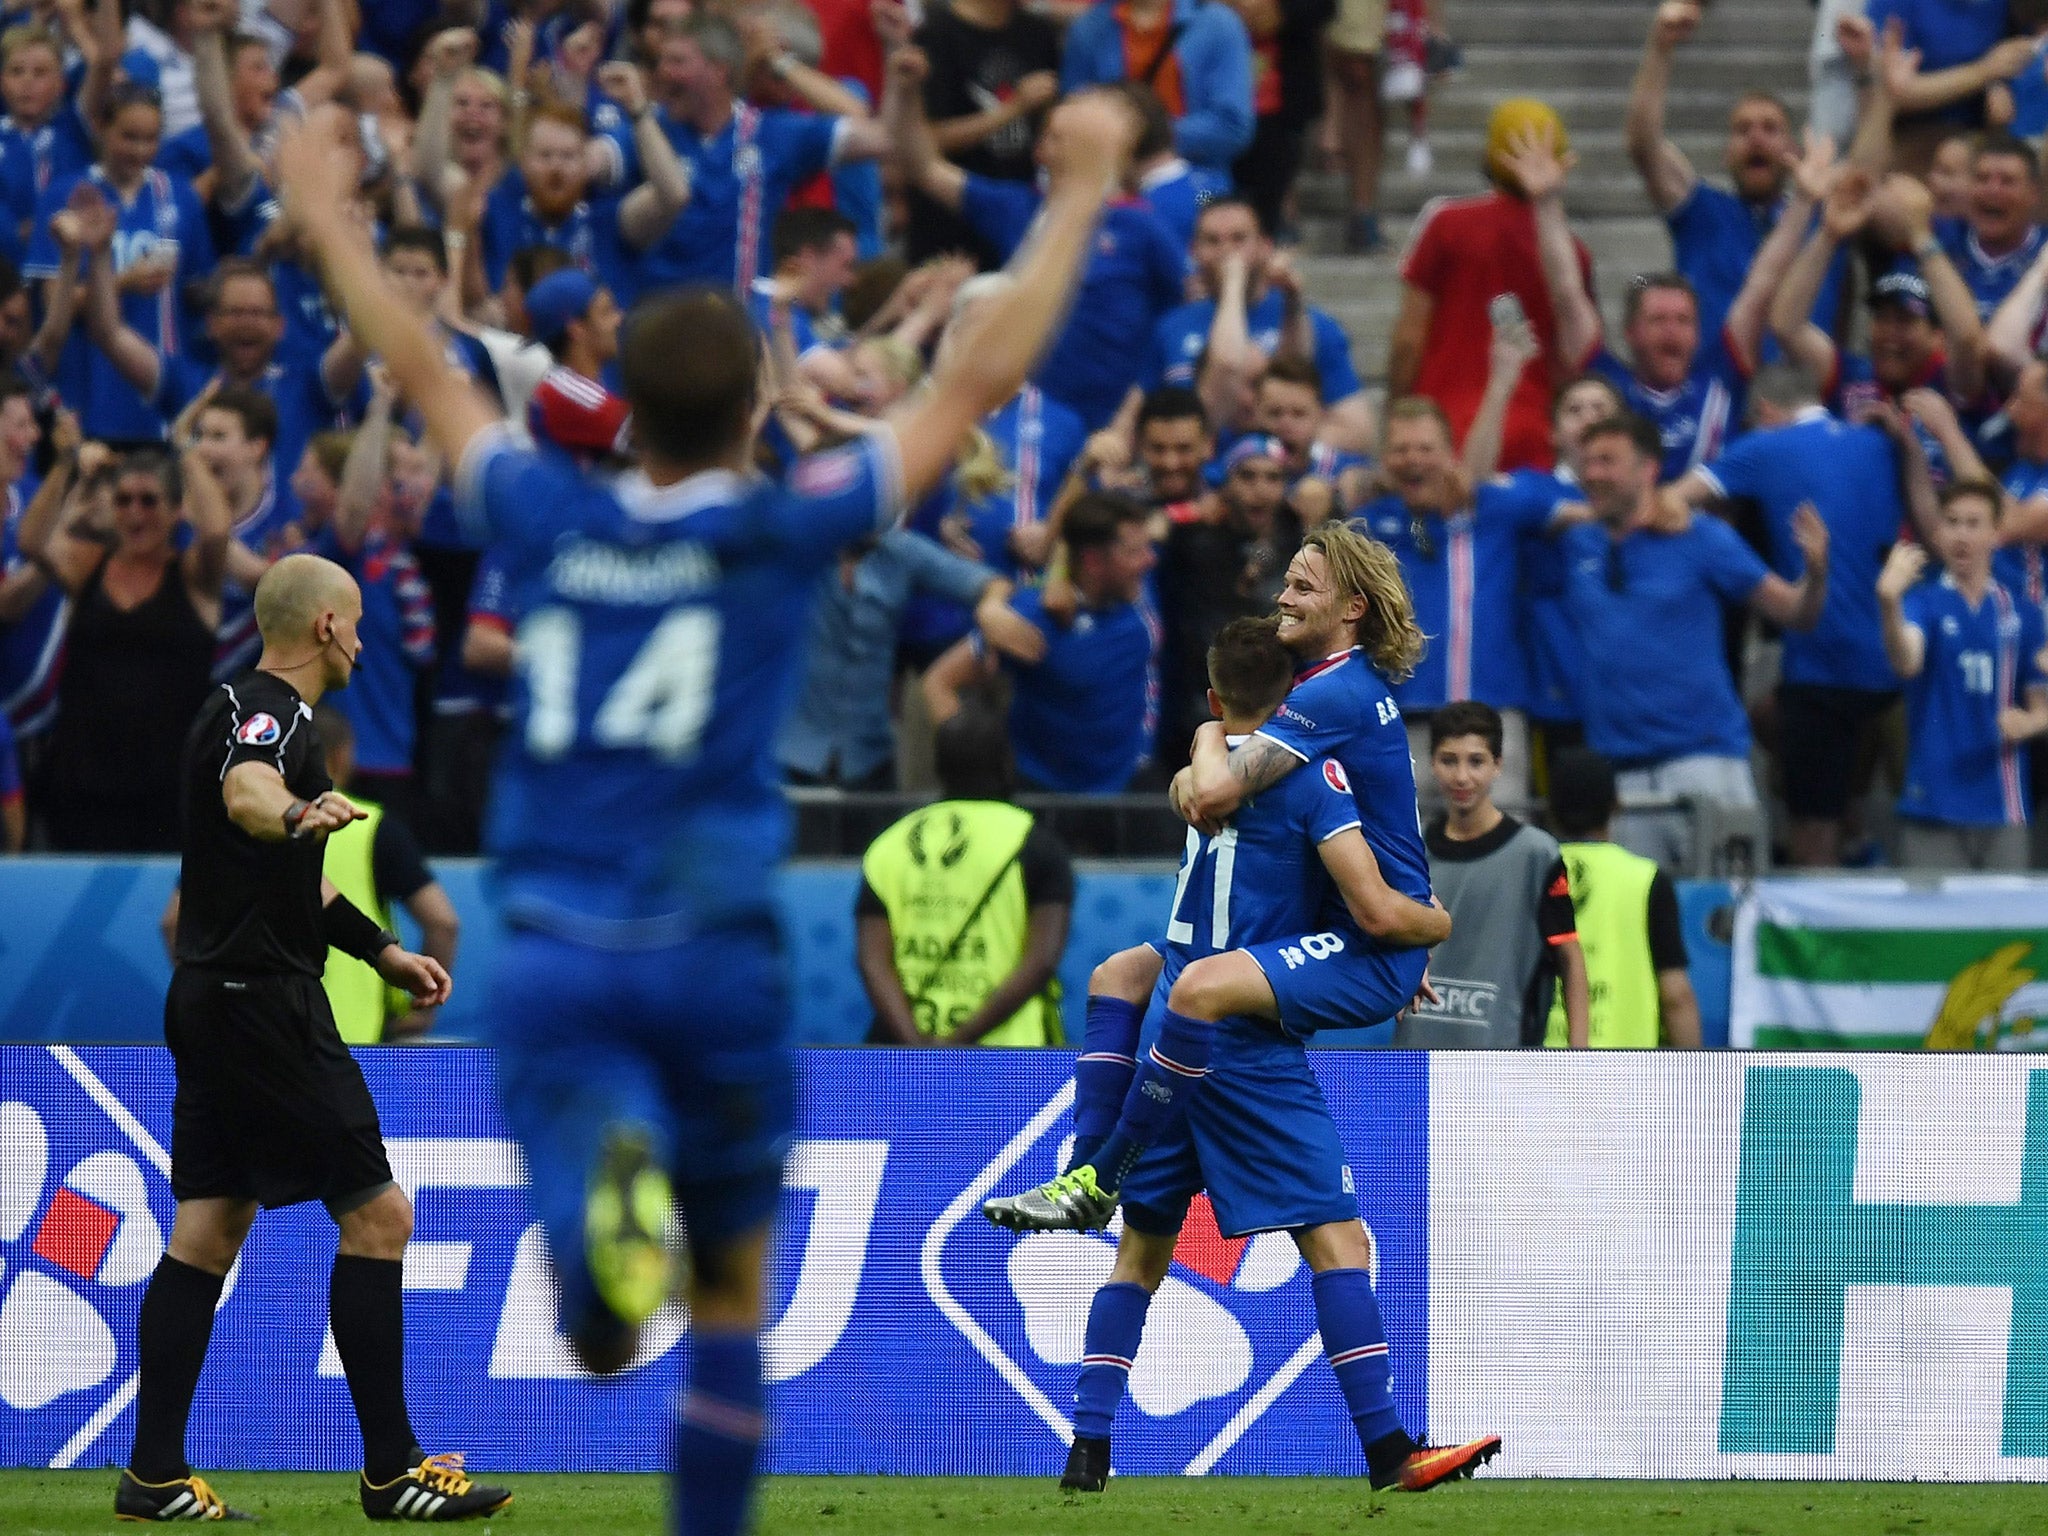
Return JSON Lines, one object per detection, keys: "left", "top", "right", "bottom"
{"left": 118, "top": 553, "right": 511, "bottom": 1524}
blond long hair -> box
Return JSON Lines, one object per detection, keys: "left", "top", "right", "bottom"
{"left": 1302, "top": 523, "right": 1427, "bottom": 683}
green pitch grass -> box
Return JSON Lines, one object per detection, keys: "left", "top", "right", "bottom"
{"left": 7, "top": 1471, "right": 2048, "bottom": 1534}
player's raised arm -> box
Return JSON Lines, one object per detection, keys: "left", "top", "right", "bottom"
{"left": 1316, "top": 828, "right": 1451, "bottom": 947}
{"left": 882, "top": 91, "right": 1129, "bottom": 504}
{"left": 275, "top": 107, "right": 503, "bottom": 475}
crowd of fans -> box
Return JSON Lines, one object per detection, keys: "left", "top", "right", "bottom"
{"left": 0, "top": 0, "right": 2043, "bottom": 880}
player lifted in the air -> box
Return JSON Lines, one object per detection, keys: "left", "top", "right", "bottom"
{"left": 280, "top": 84, "right": 1134, "bottom": 1536}
{"left": 986, "top": 526, "right": 1445, "bottom": 1233}
{"left": 987, "top": 612, "right": 1496, "bottom": 1494}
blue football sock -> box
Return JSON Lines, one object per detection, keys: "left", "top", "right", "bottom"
{"left": 1073, "top": 1282, "right": 1153, "bottom": 1440}
{"left": 1069, "top": 997, "right": 1143, "bottom": 1170}
{"left": 673, "top": 1331, "right": 763, "bottom": 1536}
{"left": 1087, "top": 1008, "right": 1213, "bottom": 1191}
{"left": 1313, "top": 1267, "right": 1405, "bottom": 1449}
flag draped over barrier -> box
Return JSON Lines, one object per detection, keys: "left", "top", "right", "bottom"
{"left": 1731, "top": 877, "right": 2048, "bottom": 1050}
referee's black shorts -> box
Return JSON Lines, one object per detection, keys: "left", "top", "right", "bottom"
{"left": 1775, "top": 683, "right": 1901, "bottom": 821}
{"left": 164, "top": 967, "right": 394, "bottom": 1213}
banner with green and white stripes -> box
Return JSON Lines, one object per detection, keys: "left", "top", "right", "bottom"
{"left": 1731, "top": 877, "right": 2048, "bottom": 1049}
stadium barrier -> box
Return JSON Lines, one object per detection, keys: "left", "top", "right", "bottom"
{"left": 3, "top": 1047, "right": 2044, "bottom": 1479}
{"left": 0, "top": 858, "right": 1739, "bottom": 1048}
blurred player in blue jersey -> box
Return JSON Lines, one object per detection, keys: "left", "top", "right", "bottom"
{"left": 985, "top": 616, "right": 1496, "bottom": 1494}
{"left": 280, "top": 93, "right": 1129, "bottom": 1536}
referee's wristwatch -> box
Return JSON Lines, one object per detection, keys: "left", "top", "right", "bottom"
{"left": 283, "top": 798, "right": 313, "bottom": 838}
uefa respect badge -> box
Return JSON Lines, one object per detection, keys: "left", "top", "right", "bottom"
{"left": 0, "top": 1047, "right": 177, "bottom": 1469}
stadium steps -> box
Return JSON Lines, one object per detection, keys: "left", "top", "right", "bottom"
{"left": 1294, "top": 0, "right": 1815, "bottom": 387}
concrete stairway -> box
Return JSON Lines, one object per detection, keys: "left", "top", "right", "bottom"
{"left": 1298, "top": 0, "right": 1817, "bottom": 389}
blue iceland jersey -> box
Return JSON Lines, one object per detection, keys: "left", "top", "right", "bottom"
{"left": 1160, "top": 747, "right": 1361, "bottom": 965}
{"left": 1899, "top": 573, "right": 2046, "bottom": 827}
{"left": 457, "top": 425, "right": 904, "bottom": 940}
{"left": 958, "top": 177, "right": 1184, "bottom": 429}
{"left": 1588, "top": 347, "right": 1742, "bottom": 483}
{"left": 25, "top": 166, "right": 214, "bottom": 441}
{"left": 1999, "top": 457, "right": 2048, "bottom": 616}
{"left": 1138, "top": 158, "right": 1229, "bottom": 254}
{"left": 1666, "top": 182, "right": 1847, "bottom": 377}
{"left": 637, "top": 104, "right": 841, "bottom": 293}
{"left": 1352, "top": 485, "right": 1550, "bottom": 712}
{"left": 479, "top": 173, "right": 635, "bottom": 299}
{"left": 954, "top": 385, "right": 1087, "bottom": 579}
{"left": 1561, "top": 517, "right": 1768, "bottom": 763}
{"left": 1496, "top": 466, "right": 1585, "bottom": 724}
{"left": 1150, "top": 290, "right": 1360, "bottom": 401}
{"left": 1252, "top": 647, "right": 1431, "bottom": 904}
{"left": 1929, "top": 217, "right": 2047, "bottom": 321}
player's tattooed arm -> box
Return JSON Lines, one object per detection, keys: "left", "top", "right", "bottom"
{"left": 1177, "top": 723, "right": 1301, "bottom": 829}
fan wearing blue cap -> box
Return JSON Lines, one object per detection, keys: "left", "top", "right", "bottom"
{"left": 1765, "top": 168, "right": 1991, "bottom": 485}
{"left": 525, "top": 268, "right": 622, "bottom": 384}
{"left": 522, "top": 269, "right": 631, "bottom": 462}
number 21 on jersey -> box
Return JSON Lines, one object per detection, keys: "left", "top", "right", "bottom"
{"left": 1167, "top": 825, "right": 1237, "bottom": 950}
{"left": 517, "top": 606, "right": 723, "bottom": 762}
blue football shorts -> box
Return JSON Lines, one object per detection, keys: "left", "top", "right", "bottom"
{"left": 1120, "top": 952, "right": 1359, "bottom": 1239}
{"left": 1246, "top": 924, "right": 1427, "bottom": 1044}
{"left": 486, "top": 918, "right": 794, "bottom": 1320}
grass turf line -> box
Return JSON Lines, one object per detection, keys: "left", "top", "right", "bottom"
{"left": 5, "top": 1472, "right": 2048, "bottom": 1533}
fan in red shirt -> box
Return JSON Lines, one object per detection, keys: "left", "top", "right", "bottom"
{"left": 1387, "top": 98, "right": 1593, "bottom": 472}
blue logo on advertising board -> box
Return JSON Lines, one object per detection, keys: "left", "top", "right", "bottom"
{"left": 1, "top": 1046, "right": 1427, "bottom": 1476}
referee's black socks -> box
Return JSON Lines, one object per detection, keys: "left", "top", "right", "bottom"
{"left": 129, "top": 1255, "right": 226, "bottom": 1483}
{"left": 330, "top": 1254, "right": 421, "bottom": 1484}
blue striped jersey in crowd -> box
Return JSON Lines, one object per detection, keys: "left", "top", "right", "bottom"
{"left": 1898, "top": 572, "right": 2046, "bottom": 827}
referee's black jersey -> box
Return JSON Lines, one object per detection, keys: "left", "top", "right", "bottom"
{"left": 174, "top": 670, "right": 333, "bottom": 977}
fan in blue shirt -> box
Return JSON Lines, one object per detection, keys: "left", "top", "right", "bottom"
{"left": 0, "top": 442, "right": 63, "bottom": 737}
{"left": 1627, "top": 5, "right": 1848, "bottom": 376}
{"left": 84, "top": 256, "right": 356, "bottom": 506}
{"left": 1681, "top": 391, "right": 1920, "bottom": 696}
{"left": 1917, "top": 133, "right": 2046, "bottom": 321}
{"left": 0, "top": 27, "right": 97, "bottom": 254}
{"left": 1586, "top": 277, "right": 1747, "bottom": 484}
{"left": 1496, "top": 373, "right": 1629, "bottom": 730}
{"left": 1350, "top": 403, "right": 1565, "bottom": 721}
{"left": 1566, "top": 413, "right": 1829, "bottom": 771}
{"left": 634, "top": 19, "right": 889, "bottom": 294}
{"left": 1996, "top": 377, "right": 2048, "bottom": 611}
{"left": 952, "top": 382, "right": 1088, "bottom": 579}
{"left": 25, "top": 106, "right": 215, "bottom": 441}
{"left": 1879, "top": 484, "right": 2048, "bottom": 860}
{"left": 471, "top": 83, "right": 694, "bottom": 302}
{"left": 929, "top": 493, "right": 1161, "bottom": 791}
{"left": 1149, "top": 197, "right": 1361, "bottom": 411}
{"left": 896, "top": 60, "right": 1184, "bottom": 427}
{"left": 1868, "top": 0, "right": 2016, "bottom": 124}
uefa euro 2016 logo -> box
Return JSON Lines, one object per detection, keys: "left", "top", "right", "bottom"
{"left": 0, "top": 1048, "right": 175, "bottom": 1469}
